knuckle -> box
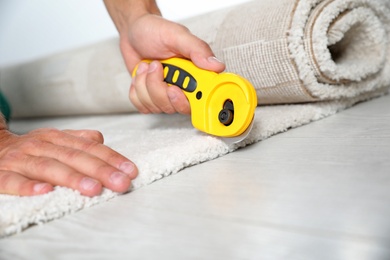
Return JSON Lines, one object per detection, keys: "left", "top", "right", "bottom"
{"left": 0, "top": 171, "right": 33, "bottom": 196}
{"left": 81, "top": 130, "right": 104, "bottom": 143}
{"left": 149, "top": 106, "right": 162, "bottom": 114}
{"left": 0, "top": 150, "right": 25, "bottom": 169}
{"left": 64, "top": 173, "right": 83, "bottom": 190}
{"left": 19, "top": 139, "right": 45, "bottom": 152}
{"left": 176, "top": 24, "right": 190, "bottom": 34}
{"left": 79, "top": 140, "right": 100, "bottom": 152}
{"left": 197, "top": 39, "right": 210, "bottom": 50}
{"left": 45, "top": 128, "right": 63, "bottom": 138}
{"left": 63, "top": 149, "right": 84, "bottom": 161}
{"left": 91, "top": 130, "right": 103, "bottom": 139}
{"left": 106, "top": 155, "right": 119, "bottom": 167}
{"left": 29, "top": 156, "right": 53, "bottom": 173}
{"left": 106, "top": 150, "right": 126, "bottom": 166}
{"left": 96, "top": 163, "right": 111, "bottom": 173}
{"left": 1, "top": 149, "right": 23, "bottom": 160}
{"left": 94, "top": 164, "right": 115, "bottom": 179}
{"left": 30, "top": 127, "right": 60, "bottom": 137}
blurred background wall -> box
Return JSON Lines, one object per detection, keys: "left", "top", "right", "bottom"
{"left": 0, "top": 0, "right": 249, "bottom": 67}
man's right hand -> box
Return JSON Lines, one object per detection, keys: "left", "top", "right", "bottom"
{"left": 103, "top": 0, "right": 225, "bottom": 115}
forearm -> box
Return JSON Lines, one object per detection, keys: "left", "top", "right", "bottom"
{"left": 103, "top": 0, "right": 161, "bottom": 34}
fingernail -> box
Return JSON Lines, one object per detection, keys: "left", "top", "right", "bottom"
{"left": 110, "top": 172, "right": 130, "bottom": 186}
{"left": 207, "top": 56, "right": 223, "bottom": 64}
{"left": 148, "top": 61, "right": 158, "bottom": 73}
{"left": 80, "top": 177, "right": 99, "bottom": 191}
{"left": 33, "top": 183, "right": 50, "bottom": 193}
{"left": 136, "top": 62, "right": 148, "bottom": 75}
{"left": 119, "top": 162, "right": 135, "bottom": 176}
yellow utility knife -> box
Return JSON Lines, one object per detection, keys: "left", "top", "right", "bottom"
{"left": 133, "top": 58, "right": 257, "bottom": 142}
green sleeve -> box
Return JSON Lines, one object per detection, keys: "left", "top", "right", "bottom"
{"left": 0, "top": 90, "right": 11, "bottom": 122}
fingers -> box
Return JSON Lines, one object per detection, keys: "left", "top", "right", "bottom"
{"left": 0, "top": 154, "right": 104, "bottom": 197}
{"left": 23, "top": 143, "right": 132, "bottom": 194}
{"left": 166, "top": 86, "right": 191, "bottom": 115}
{"left": 42, "top": 129, "right": 138, "bottom": 180}
{"left": 0, "top": 170, "right": 53, "bottom": 196}
{"left": 130, "top": 62, "right": 163, "bottom": 114}
{"left": 146, "top": 62, "right": 176, "bottom": 114}
{"left": 0, "top": 128, "right": 138, "bottom": 197}
{"left": 130, "top": 61, "right": 190, "bottom": 115}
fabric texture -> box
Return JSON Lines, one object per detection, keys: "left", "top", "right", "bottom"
{"left": 183, "top": 0, "right": 390, "bottom": 104}
{"left": 0, "top": 0, "right": 389, "bottom": 237}
{"left": 1, "top": 98, "right": 373, "bottom": 237}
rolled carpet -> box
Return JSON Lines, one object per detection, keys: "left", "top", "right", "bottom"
{"left": 1, "top": 0, "right": 389, "bottom": 117}
{"left": 183, "top": 0, "right": 390, "bottom": 104}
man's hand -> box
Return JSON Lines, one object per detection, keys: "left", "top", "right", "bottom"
{"left": 0, "top": 128, "right": 137, "bottom": 197}
{"left": 104, "top": 0, "right": 225, "bottom": 114}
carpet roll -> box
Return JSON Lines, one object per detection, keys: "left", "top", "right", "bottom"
{"left": 183, "top": 0, "right": 390, "bottom": 104}
{"left": 1, "top": 0, "right": 389, "bottom": 118}
{"left": 0, "top": 39, "right": 135, "bottom": 118}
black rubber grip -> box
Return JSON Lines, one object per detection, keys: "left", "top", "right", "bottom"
{"left": 162, "top": 64, "right": 197, "bottom": 92}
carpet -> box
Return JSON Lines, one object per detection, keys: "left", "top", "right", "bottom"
{"left": 1, "top": 0, "right": 389, "bottom": 237}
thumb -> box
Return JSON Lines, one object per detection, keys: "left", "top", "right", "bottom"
{"left": 191, "top": 51, "right": 226, "bottom": 73}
